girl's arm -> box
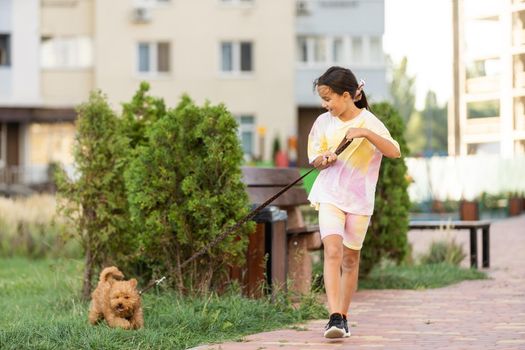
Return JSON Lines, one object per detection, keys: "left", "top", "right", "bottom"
{"left": 346, "top": 128, "right": 401, "bottom": 159}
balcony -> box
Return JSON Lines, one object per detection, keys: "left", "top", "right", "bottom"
{"left": 465, "top": 0, "right": 500, "bottom": 20}
{"left": 464, "top": 117, "right": 501, "bottom": 142}
{"left": 41, "top": 0, "right": 93, "bottom": 37}
{"left": 514, "top": 29, "right": 525, "bottom": 48}
{"left": 514, "top": 97, "right": 525, "bottom": 130}
{"left": 512, "top": 0, "right": 525, "bottom": 12}
{"left": 466, "top": 75, "right": 500, "bottom": 94}
{"left": 516, "top": 70, "right": 525, "bottom": 90}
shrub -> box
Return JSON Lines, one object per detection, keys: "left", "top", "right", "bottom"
{"left": 125, "top": 95, "right": 254, "bottom": 294}
{"left": 55, "top": 90, "right": 131, "bottom": 300}
{"left": 120, "top": 81, "right": 167, "bottom": 149}
{"left": 420, "top": 239, "right": 466, "bottom": 266}
{"left": 360, "top": 102, "right": 410, "bottom": 276}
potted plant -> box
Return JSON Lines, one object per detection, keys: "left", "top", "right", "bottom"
{"left": 508, "top": 192, "right": 523, "bottom": 216}
{"left": 459, "top": 197, "right": 479, "bottom": 221}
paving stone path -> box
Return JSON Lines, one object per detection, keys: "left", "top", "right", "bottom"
{"left": 194, "top": 214, "right": 525, "bottom": 350}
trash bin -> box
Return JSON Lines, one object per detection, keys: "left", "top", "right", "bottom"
{"left": 241, "top": 205, "right": 288, "bottom": 297}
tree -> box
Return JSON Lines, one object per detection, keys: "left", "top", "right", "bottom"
{"left": 420, "top": 91, "right": 448, "bottom": 156}
{"left": 389, "top": 56, "right": 416, "bottom": 124}
{"left": 406, "top": 91, "right": 448, "bottom": 156}
{"left": 55, "top": 91, "right": 129, "bottom": 300}
{"left": 360, "top": 102, "right": 410, "bottom": 276}
{"left": 120, "top": 81, "right": 167, "bottom": 149}
{"left": 405, "top": 111, "right": 426, "bottom": 156}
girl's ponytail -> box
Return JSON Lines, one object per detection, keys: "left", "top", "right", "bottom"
{"left": 355, "top": 91, "right": 370, "bottom": 110}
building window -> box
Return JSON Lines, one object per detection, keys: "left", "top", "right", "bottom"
{"left": 467, "top": 100, "right": 500, "bottom": 119}
{"left": 467, "top": 58, "right": 501, "bottom": 79}
{"left": 297, "top": 36, "right": 308, "bottom": 63}
{"left": 467, "top": 142, "right": 499, "bottom": 155}
{"left": 137, "top": 42, "right": 171, "bottom": 74}
{"left": 333, "top": 37, "right": 344, "bottom": 64}
{"left": 369, "top": 36, "right": 383, "bottom": 64}
{"left": 0, "top": 34, "right": 11, "bottom": 67}
{"left": 351, "top": 37, "right": 363, "bottom": 64}
{"left": 297, "top": 36, "right": 347, "bottom": 65}
{"left": 220, "top": 41, "right": 253, "bottom": 74}
{"left": 28, "top": 122, "right": 76, "bottom": 165}
{"left": 313, "top": 37, "right": 326, "bottom": 63}
{"left": 41, "top": 36, "right": 93, "bottom": 69}
{"left": 236, "top": 115, "right": 255, "bottom": 157}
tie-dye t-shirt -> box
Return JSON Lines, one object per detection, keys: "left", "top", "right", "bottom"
{"left": 307, "top": 109, "right": 400, "bottom": 216}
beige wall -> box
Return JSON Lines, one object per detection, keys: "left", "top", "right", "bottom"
{"left": 41, "top": 70, "right": 94, "bottom": 106}
{"left": 41, "top": 0, "right": 94, "bottom": 37}
{"left": 94, "top": 0, "right": 296, "bottom": 160}
{"left": 40, "top": 0, "right": 95, "bottom": 107}
{"left": 37, "top": 0, "right": 297, "bottom": 161}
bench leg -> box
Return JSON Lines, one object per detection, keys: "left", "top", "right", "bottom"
{"left": 469, "top": 228, "right": 478, "bottom": 269}
{"left": 482, "top": 227, "right": 490, "bottom": 268}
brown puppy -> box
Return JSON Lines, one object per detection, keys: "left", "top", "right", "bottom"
{"left": 88, "top": 266, "right": 144, "bottom": 330}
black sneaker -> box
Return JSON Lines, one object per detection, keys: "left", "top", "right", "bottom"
{"left": 324, "top": 313, "right": 345, "bottom": 338}
{"left": 342, "top": 314, "right": 351, "bottom": 337}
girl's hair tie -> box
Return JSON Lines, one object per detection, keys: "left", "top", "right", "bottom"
{"left": 354, "top": 79, "right": 366, "bottom": 102}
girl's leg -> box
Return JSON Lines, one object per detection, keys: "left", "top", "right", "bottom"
{"left": 322, "top": 235, "right": 344, "bottom": 314}
{"left": 340, "top": 214, "right": 370, "bottom": 316}
{"left": 339, "top": 247, "right": 360, "bottom": 315}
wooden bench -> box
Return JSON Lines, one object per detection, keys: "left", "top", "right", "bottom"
{"left": 241, "top": 166, "right": 321, "bottom": 295}
{"left": 409, "top": 220, "right": 491, "bottom": 269}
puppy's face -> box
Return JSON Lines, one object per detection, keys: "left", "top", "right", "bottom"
{"left": 109, "top": 279, "right": 140, "bottom": 318}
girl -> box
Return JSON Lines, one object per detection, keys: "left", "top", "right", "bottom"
{"left": 308, "top": 66, "right": 401, "bottom": 338}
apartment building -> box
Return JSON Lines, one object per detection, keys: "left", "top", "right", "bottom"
{"left": 95, "top": 0, "right": 295, "bottom": 162}
{"left": 294, "top": 0, "right": 387, "bottom": 166}
{"left": 451, "top": 0, "right": 525, "bottom": 157}
{"left": 0, "top": 0, "right": 74, "bottom": 185}
{"left": 0, "top": 0, "right": 387, "bottom": 185}
{"left": 0, "top": 0, "right": 296, "bottom": 186}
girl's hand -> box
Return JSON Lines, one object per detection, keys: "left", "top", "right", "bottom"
{"left": 345, "top": 127, "right": 369, "bottom": 141}
{"left": 313, "top": 151, "right": 337, "bottom": 170}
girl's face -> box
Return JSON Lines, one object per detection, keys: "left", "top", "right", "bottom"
{"left": 316, "top": 85, "right": 353, "bottom": 117}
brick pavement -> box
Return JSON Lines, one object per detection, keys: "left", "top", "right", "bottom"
{"left": 192, "top": 214, "right": 525, "bottom": 350}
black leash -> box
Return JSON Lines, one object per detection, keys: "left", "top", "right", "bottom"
{"left": 139, "top": 137, "right": 354, "bottom": 295}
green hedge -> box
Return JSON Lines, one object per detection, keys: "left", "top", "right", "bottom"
{"left": 360, "top": 102, "right": 411, "bottom": 275}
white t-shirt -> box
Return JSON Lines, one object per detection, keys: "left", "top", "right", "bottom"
{"left": 307, "top": 109, "right": 400, "bottom": 215}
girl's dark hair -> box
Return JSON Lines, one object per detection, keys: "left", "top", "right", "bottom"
{"left": 313, "top": 66, "right": 370, "bottom": 110}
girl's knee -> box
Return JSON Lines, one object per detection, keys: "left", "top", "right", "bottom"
{"left": 342, "top": 250, "right": 360, "bottom": 271}
{"left": 324, "top": 245, "right": 343, "bottom": 261}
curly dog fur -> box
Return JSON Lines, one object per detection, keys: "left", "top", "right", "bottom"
{"left": 88, "top": 266, "right": 144, "bottom": 330}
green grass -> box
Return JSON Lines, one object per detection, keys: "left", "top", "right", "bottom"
{"left": 358, "top": 262, "right": 488, "bottom": 290}
{"left": 0, "top": 257, "right": 326, "bottom": 350}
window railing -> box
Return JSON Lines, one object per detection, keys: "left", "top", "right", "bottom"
{"left": 0, "top": 166, "right": 50, "bottom": 185}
